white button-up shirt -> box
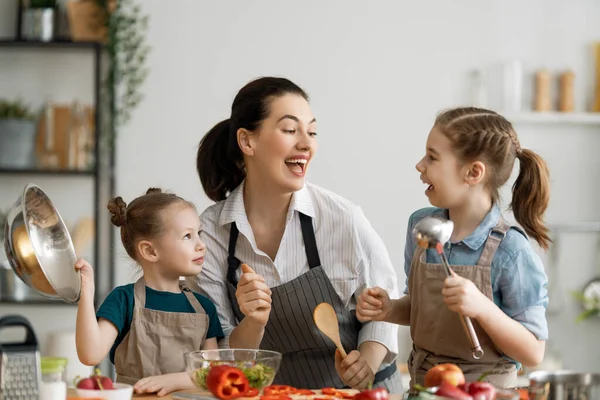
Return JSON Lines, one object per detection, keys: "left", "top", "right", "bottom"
{"left": 188, "top": 181, "right": 400, "bottom": 364}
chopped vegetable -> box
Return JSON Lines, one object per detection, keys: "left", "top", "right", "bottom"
{"left": 352, "top": 388, "right": 388, "bottom": 400}
{"left": 194, "top": 362, "right": 276, "bottom": 389}
{"left": 206, "top": 365, "right": 250, "bottom": 400}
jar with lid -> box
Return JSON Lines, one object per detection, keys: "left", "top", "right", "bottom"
{"left": 40, "top": 357, "right": 68, "bottom": 400}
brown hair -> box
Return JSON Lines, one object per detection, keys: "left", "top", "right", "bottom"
{"left": 435, "top": 107, "right": 551, "bottom": 249}
{"left": 106, "top": 188, "right": 194, "bottom": 260}
{"left": 196, "top": 76, "right": 309, "bottom": 202}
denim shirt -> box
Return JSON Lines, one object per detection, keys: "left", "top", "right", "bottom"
{"left": 403, "top": 205, "right": 549, "bottom": 342}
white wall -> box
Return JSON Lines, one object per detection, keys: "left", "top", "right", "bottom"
{"left": 2, "top": 0, "right": 600, "bottom": 373}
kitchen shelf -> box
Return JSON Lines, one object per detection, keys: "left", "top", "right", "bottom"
{"left": 0, "top": 299, "right": 77, "bottom": 306}
{"left": 0, "top": 39, "right": 101, "bottom": 50}
{"left": 505, "top": 112, "right": 600, "bottom": 125}
{"left": 549, "top": 222, "right": 600, "bottom": 233}
{"left": 1, "top": 35, "right": 115, "bottom": 307}
{"left": 0, "top": 168, "right": 96, "bottom": 176}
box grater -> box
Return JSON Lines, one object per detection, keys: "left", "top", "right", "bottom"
{"left": 0, "top": 315, "right": 41, "bottom": 400}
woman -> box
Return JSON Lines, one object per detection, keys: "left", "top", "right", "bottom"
{"left": 188, "top": 77, "right": 402, "bottom": 392}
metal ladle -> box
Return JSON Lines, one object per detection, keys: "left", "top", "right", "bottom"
{"left": 413, "top": 216, "right": 485, "bottom": 360}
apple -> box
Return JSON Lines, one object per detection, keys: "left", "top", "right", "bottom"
{"left": 93, "top": 375, "right": 114, "bottom": 390}
{"left": 424, "top": 363, "right": 466, "bottom": 388}
{"left": 75, "top": 369, "right": 115, "bottom": 390}
{"left": 76, "top": 377, "right": 96, "bottom": 390}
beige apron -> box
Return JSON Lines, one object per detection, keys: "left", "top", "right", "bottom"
{"left": 407, "top": 217, "right": 519, "bottom": 389}
{"left": 114, "top": 277, "right": 209, "bottom": 385}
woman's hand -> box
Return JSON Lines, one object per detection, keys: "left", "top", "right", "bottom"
{"left": 356, "top": 287, "right": 392, "bottom": 322}
{"left": 334, "top": 349, "right": 374, "bottom": 390}
{"left": 235, "top": 264, "right": 272, "bottom": 326}
{"left": 442, "top": 271, "right": 490, "bottom": 319}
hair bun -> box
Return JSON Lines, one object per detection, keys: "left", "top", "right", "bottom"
{"left": 107, "top": 196, "right": 128, "bottom": 227}
{"left": 146, "top": 188, "right": 162, "bottom": 195}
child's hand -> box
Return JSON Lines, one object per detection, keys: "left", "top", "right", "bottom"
{"left": 334, "top": 349, "right": 374, "bottom": 390}
{"left": 356, "top": 287, "right": 391, "bottom": 322}
{"left": 134, "top": 373, "right": 191, "bottom": 397}
{"left": 74, "top": 258, "right": 95, "bottom": 296}
{"left": 236, "top": 263, "right": 272, "bottom": 326}
{"left": 442, "top": 271, "right": 489, "bottom": 318}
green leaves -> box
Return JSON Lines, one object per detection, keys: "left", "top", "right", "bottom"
{"left": 0, "top": 98, "right": 36, "bottom": 121}
{"left": 94, "top": 0, "right": 150, "bottom": 149}
{"left": 570, "top": 290, "right": 600, "bottom": 322}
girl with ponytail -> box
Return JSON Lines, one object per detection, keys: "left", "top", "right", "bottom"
{"left": 357, "top": 107, "right": 550, "bottom": 389}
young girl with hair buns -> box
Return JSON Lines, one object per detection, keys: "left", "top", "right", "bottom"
{"left": 75, "top": 188, "right": 223, "bottom": 397}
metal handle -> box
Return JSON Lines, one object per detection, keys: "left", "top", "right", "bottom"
{"left": 459, "top": 314, "right": 484, "bottom": 359}
{"left": 438, "top": 249, "right": 485, "bottom": 360}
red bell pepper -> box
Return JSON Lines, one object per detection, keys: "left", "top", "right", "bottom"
{"left": 206, "top": 365, "right": 250, "bottom": 400}
{"left": 458, "top": 382, "right": 496, "bottom": 400}
{"left": 260, "top": 396, "right": 292, "bottom": 400}
{"left": 263, "top": 385, "right": 297, "bottom": 395}
{"left": 352, "top": 387, "right": 389, "bottom": 400}
{"left": 436, "top": 381, "right": 473, "bottom": 400}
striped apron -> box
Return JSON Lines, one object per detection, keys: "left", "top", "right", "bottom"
{"left": 225, "top": 212, "right": 402, "bottom": 392}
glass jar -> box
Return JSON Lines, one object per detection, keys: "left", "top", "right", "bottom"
{"left": 40, "top": 357, "right": 68, "bottom": 400}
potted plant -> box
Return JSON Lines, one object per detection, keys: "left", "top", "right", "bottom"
{"left": 0, "top": 99, "right": 38, "bottom": 169}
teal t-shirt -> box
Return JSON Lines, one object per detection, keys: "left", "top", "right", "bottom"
{"left": 96, "top": 283, "right": 225, "bottom": 364}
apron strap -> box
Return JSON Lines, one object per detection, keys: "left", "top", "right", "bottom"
{"left": 478, "top": 215, "right": 512, "bottom": 268}
{"left": 227, "top": 223, "right": 242, "bottom": 287}
{"left": 299, "top": 212, "right": 321, "bottom": 269}
{"left": 179, "top": 280, "right": 207, "bottom": 314}
{"left": 133, "top": 277, "right": 146, "bottom": 307}
{"left": 226, "top": 212, "right": 322, "bottom": 288}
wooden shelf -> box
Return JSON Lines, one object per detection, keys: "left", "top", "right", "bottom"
{"left": 0, "top": 39, "right": 101, "bottom": 50}
{"left": 505, "top": 112, "right": 600, "bottom": 125}
{"left": 0, "top": 299, "right": 77, "bottom": 306}
{"left": 0, "top": 168, "right": 96, "bottom": 176}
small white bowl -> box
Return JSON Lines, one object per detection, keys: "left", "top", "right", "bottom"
{"left": 75, "top": 383, "right": 134, "bottom": 399}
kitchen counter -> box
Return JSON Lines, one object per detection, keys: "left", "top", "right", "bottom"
{"left": 67, "top": 388, "right": 405, "bottom": 400}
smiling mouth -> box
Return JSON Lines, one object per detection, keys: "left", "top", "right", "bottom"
{"left": 285, "top": 158, "right": 307, "bottom": 174}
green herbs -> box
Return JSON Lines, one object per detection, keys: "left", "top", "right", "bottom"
{"left": 0, "top": 99, "right": 36, "bottom": 121}
{"left": 239, "top": 364, "right": 274, "bottom": 389}
{"left": 194, "top": 362, "right": 275, "bottom": 389}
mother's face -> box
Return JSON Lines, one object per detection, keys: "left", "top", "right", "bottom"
{"left": 239, "top": 94, "right": 318, "bottom": 193}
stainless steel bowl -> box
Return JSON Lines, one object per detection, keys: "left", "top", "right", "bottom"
{"left": 3, "top": 183, "right": 80, "bottom": 303}
{"left": 529, "top": 370, "right": 600, "bottom": 400}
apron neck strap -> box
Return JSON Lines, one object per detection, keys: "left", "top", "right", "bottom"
{"left": 227, "top": 223, "right": 241, "bottom": 286}
{"left": 226, "top": 212, "right": 322, "bottom": 287}
{"left": 478, "top": 215, "right": 512, "bottom": 268}
{"left": 299, "top": 212, "right": 321, "bottom": 269}
{"left": 133, "top": 277, "right": 146, "bottom": 307}
{"left": 179, "top": 280, "right": 206, "bottom": 314}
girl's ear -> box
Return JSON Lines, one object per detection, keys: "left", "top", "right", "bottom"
{"left": 464, "top": 161, "right": 486, "bottom": 186}
{"left": 137, "top": 240, "right": 159, "bottom": 263}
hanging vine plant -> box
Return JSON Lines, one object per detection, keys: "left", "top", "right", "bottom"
{"left": 94, "top": 0, "right": 150, "bottom": 150}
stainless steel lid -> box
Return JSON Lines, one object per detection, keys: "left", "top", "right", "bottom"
{"left": 3, "top": 183, "right": 81, "bottom": 303}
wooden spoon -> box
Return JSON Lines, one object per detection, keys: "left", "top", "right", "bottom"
{"left": 313, "top": 302, "right": 347, "bottom": 357}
